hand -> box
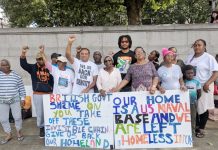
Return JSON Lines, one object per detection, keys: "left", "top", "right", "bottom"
{"left": 180, "top": 85, "right": 187, "bottom": 91}
{"left": 39, "top": 45, "right": 45, "bottom": 53}
{"left": 203, "top": 83, "right": 210, "bottom": 93}
{"left": 109, "top": 87, "right": 118, "bottom": 93}
{"left": 99, "top": 89, "right": 106, "bottom": 96}
{"left": 81, "top": 88, "right": 90, "bottom": 93}
{"left": 21, "top": 46, "right": 29, "bottom": 55}
{"left": 76, "top": 45, "right": 81, "bottom": 53}
{"left": 149, "top": 86, "right": 157, "bottom": 94}
{"left": 21, "top": 100, "right": 25, "bottom": 107}
{"left": 68, "top": 35, "right": 76, "bottom": 45}
{"left": 159, "top": 86, "right": 165, "bottom": 94}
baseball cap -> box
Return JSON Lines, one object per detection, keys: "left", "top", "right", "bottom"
{"left": 57, "top": 56, "right": 68, "bottom": 63}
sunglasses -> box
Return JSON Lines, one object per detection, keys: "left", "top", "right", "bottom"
{"left": 121, "top": 41, "right": 129, "bottom": 43}
{"left": 104, "top": 59, "right": 112, "bottom": 63}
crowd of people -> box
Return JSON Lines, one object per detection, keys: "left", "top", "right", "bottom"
{"left": 0, "top": 34, "right": 218, "bottom": 145}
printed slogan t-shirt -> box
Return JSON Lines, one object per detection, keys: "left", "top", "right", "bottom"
{"left": 72, "top": 58, "right": 98, "bottom": 94}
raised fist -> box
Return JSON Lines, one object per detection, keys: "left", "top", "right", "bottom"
{"left": 22, "top": 46, "right": 29, "bottom": 54}
{"left": 68, "top": 35, "right": 76, "bottom": 44}
{"left": 39, "top": 45, "right": 45, "bottom": 53}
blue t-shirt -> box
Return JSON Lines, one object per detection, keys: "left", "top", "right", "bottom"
{"left": 185, "top": 79, "right": 201, "bottom": 104}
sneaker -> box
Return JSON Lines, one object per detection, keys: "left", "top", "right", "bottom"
{"left": 39, "top": 127, "right": 45, "bottom": 138}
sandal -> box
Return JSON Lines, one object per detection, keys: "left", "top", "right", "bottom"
{"left": 17, "top": 136, "right": 24, "bottom": 141}
{"left": 195, "top": 131, "right": 205, "bottom": 138}
{"left": 0, "top": 137, "right": 12, "bottom": 145}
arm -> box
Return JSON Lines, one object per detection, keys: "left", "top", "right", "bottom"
{"left": 149, "top": 77, "right": 159, "bottom": 94}
{"left": 179, "top": 77, "right": 187, "bottom": 91}
{"left": 65, "top": 35, "right": 76, "bottom": 64}
{"left": 96, "top": 73, "right": 103, "bottom": 91}
{"left": 81, "top": 75, "right": 98, "bottom": 93}
{"left": 39, "top": 45, "right": 53, "bottom": 72}
{"left": 17, "top": 75, "right": 26, "bottom": 106}
{"left": 203, "top": 71, "right": 218, "bottom": 92}
{"left": 114, "top": 79, "right": 129, "bottom": 92}
{"left": 157, "top": 83, "right": 165, "bottom": 94}
{"left": 149, "top": 63, "right": 159, "bottom": 94}
{"left": 197, "top": 89, "right": 201, "bottom": 100}
{"left": 20, "top": 46, "right": 32, "bottom": 73}
{"left": 96, "top": 74, "right": 106, "bottom": 96}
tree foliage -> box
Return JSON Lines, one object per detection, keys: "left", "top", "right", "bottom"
{"left": 144, "top": 0, "right": 211, "bottom": 24}
{"left": 0, "top": 0, "right": 211, "bottom": 27}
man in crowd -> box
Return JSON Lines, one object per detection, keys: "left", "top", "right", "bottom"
{"left": 20, "top": 46, "right": 53, "bottom": 138}
{"left": 113, "top": 35, "right": 137, "bottom": 92}
{"left": 65, "top": 35, "right": 98, "bottom": 94}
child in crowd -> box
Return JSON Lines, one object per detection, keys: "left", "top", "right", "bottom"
{"left": 184, "top": 65, "right": 201, "bottom": 136}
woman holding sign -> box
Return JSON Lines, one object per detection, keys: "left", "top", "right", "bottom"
{"left": 113, "top": 47, "right": 159, "bottom": 94}
{"left": 157, "top": 48, "right": 186, "bottom": 94}
{"left": 185, "top": 39, "right": 218, "bottom": 138}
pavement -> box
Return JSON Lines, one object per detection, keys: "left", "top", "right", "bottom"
{"left": 0, "top": 117, "right": 218, "bottom": 150}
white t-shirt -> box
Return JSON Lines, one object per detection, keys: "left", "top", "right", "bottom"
{"left": 185, "top": 52, "right": 218, "bottom": 84}
{"left": 51, "top": 65, "right": 74, "bottom": 95}
{"left": 72, "top": 58, "right": 98, "bottom": 94}
{"left": 158, "top": 64, "right": 183, "bottom": 90}
{"left": 96, "top": 63, "right": 105, "bottom": 71}
{"left": 97, "top": 67, "right": 122, "bottom": 92}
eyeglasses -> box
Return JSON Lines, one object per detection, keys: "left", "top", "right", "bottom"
{"left": 104, "top": 59, "right": 112, "bottom": 63}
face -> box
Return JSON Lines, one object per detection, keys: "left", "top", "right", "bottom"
{"left": 104, "top": 57, "right": 113, "bottom": 68}
{"left": 120, "top": 37, "right": 130, "bottom": 50}
{"left": 0, "top": 60, "right": 10, "bottom": 73}
{"left": 80, "top": 49, "right": 90, "bottom": 62}
{"left": 57, "top": 61, "right": 66, "bottom": 69}
{"left": 36, "top": 58, "right": 45, "bottom": 66}
{"left": 164, "top": 53, "right": 174, "bottom": 64}
{"left": 185, "top": 69, "right": 194, "bottom": 80}
{"left": 51, "top": 58, "right": 57, "bottom": 64}
{"left": 168, "top": 48, "right": 177, "bottom": 60}
{"left": 135, "top": 48, "right": 145, "bottom": 60}
{"left": 93, "top": 51, "right": 102, "bottom": 63}
{"left": 148, "top": 51, "right": 157, "bottom": 61}
{"left": 193, "top": 40, "right": 205, "bottom": 55}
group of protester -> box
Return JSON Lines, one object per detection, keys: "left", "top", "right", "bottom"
{"left": 0, "top": 34, "right": 218, "bottom": 145}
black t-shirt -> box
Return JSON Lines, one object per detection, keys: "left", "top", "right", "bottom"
{"left": 113, "top": 50, "right": 137, "bottom": 89}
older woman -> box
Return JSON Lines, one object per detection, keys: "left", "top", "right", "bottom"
{"left": 158, "top": 48, "right": 186, "bottom": 93}
{"left": 97, "top": 56, "right": 122, "bottom": 96}
{"left": 0, "top": 59, "right": 26, "bottom": 144}
{"left": 185, "top": 39, "right": 218, "bottom": 138}
{"left": 113, "top": 47, "right": 159, "bottom": 94}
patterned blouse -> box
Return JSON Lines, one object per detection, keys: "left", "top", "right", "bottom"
{"left": 124, "top": 61, "right": 158, "bottom": 91}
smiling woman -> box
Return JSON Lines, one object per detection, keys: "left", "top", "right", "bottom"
{"left": 113, "top": 47, "right": 159, "bottom": 94}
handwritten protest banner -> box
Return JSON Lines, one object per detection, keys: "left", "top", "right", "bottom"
{"left": 113, "top": 90, "right": 192, "bottom": 149}
{"left": 43, "top": 93, "right": 114, "bottom": 149}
